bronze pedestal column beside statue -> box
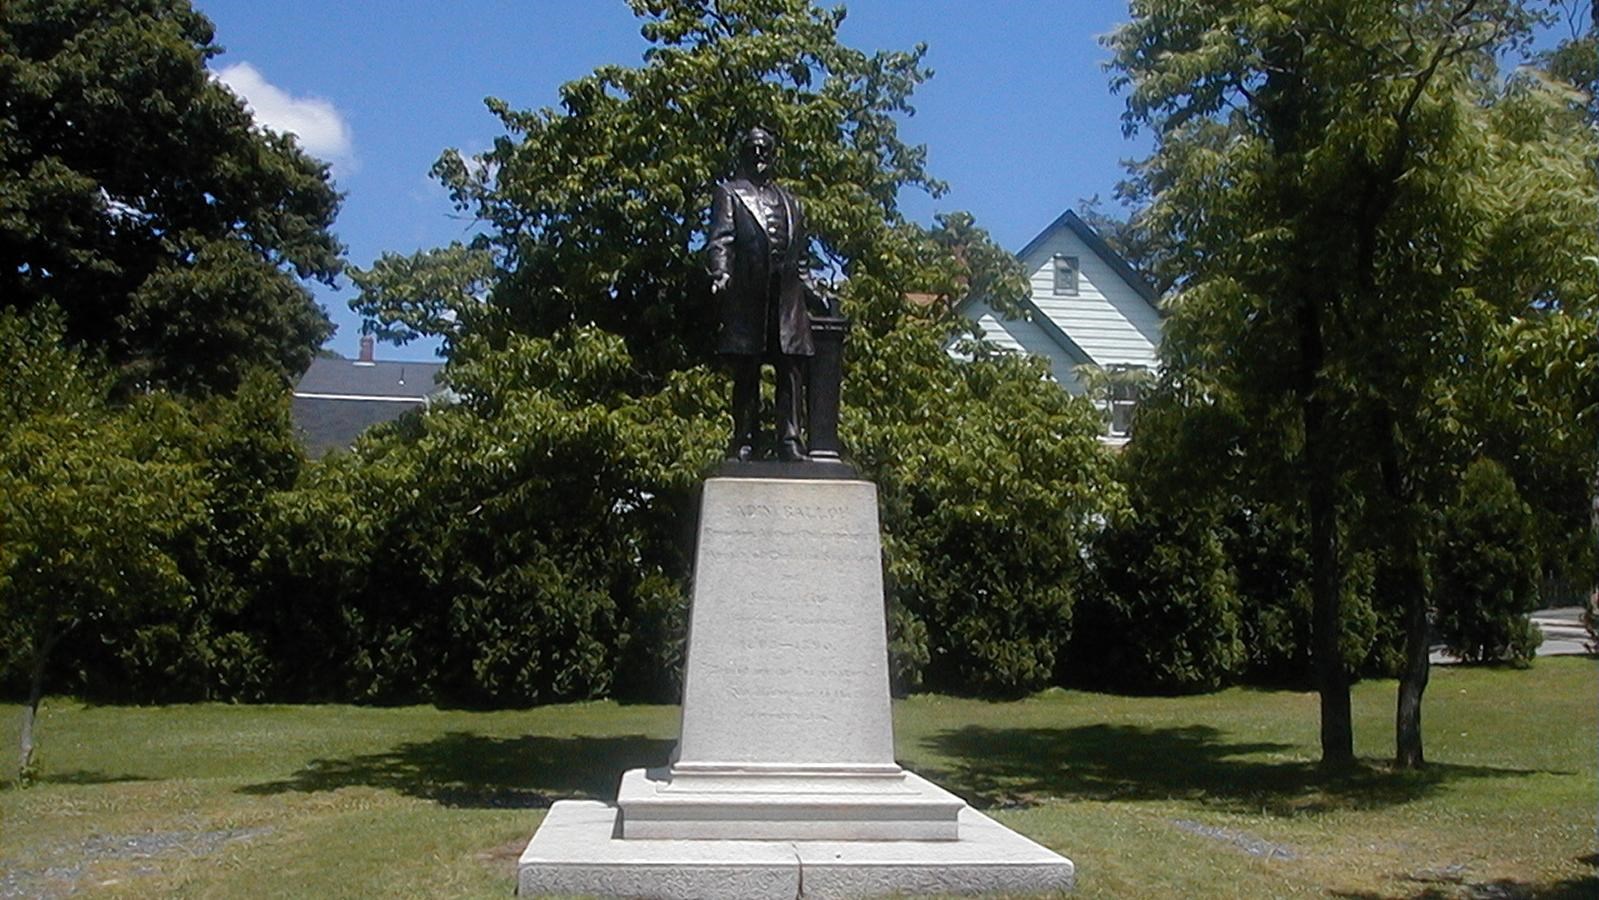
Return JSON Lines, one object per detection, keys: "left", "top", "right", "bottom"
{"left": 803, "top": 309, "right": 849, "bottom": 461}
{"left": 516, "top": 128, "right": 1074, "bottom": 899}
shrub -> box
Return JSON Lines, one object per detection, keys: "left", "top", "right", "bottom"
{"left": 0, "top": 309, "right": 210, "bottom": 776}
{"left": 247, "top": 329, "right": 720, "bottom": 706}
{"left": 856, "top": 336, "right": 1120, "bottom": 696}
{"left": 79, "top": 371, "right": 308, "bottom": 702}
{"left": 1225, "top": 508, "right": 1398, "bottom": 687}
{"left": 1072, "top": 507, "right": 1244, "bottom": 694}
{"left": 1434, "top": 459, "right": 1542, "bottom": 664}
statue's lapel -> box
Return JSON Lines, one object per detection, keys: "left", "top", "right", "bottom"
{"left": 727, "top": 181, "right": 796, "bottom": 254}
{"left": 727, "top": 182, "right": 764, "bottom": 227}
{"left": 781, "top": 189, "right": 796, "bottom": 255}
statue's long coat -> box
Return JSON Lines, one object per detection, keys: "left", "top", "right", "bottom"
{"left": 706, "top": 178, "right": 814, "bottom": 357}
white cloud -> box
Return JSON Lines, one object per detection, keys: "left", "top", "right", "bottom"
{"left": 214, "top": 62, "right": 355, "bottom": 168}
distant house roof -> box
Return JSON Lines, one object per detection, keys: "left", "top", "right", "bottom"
{"left": 294, "top": 357, "right": 444, "bottom": 400}
{"left": 291, "top": 342, "right": 447, "bottom": 457}
{"left": 957, "top": 209, "right": 1163, "bottom": 383}
{"left": 956, "top": 208, "right": 1165, "bottom": 447}
{"left": 1014, "top": 209, "right": 1161, "bottom": 310}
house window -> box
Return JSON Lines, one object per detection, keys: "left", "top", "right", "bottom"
{"left": 1094, "top": 364, "right": 1149, "bottom": 439}
{"left": 1109, "top": 378, "right": 1140, "bottom": 437}
{"left": 1053, "top": 255, "right": 1079, "bottom": 296}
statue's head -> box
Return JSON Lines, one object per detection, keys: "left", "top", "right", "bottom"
{"left": 737, "top": 126, "right": 776, "bottom": 180}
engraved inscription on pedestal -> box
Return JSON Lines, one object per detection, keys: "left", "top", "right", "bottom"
{"left": 675, "top": 478, "right": 895, "bottom": 769}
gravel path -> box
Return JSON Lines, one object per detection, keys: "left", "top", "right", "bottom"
{"left": 0, "top": 827, "right": 271, "bottom": 899}
{"left": 1170, "top": 818, "right": 1297, "bottom": 860}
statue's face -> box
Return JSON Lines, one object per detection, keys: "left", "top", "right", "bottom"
{"left": 741, "top": 132, "right": 775, "bottom": 178}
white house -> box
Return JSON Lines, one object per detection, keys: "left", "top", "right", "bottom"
{"left": 959, "top": 209, "right": 1163, "bottom": 441}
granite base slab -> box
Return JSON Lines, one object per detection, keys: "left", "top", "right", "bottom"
{"left": 518, "top": 799, "right": 1075, "bottom": 899}
{"left": 617, "top": 767, "right": 964, "bottom": 840}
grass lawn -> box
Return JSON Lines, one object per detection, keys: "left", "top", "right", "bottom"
{"left": 2, "top": 657, "right": 1594, "bottom": 898}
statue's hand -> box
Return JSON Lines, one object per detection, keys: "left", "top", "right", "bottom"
{"left": 710, "top": 273, "right": 730, "bottom": 295}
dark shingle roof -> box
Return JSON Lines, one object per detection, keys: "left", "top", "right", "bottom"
{"left": 291, "top": 356, "right": 448, "bottom": 457}
{"left": 290, "top": 396, "right": 423, "bottom": 457}
{"left": 1014, "top": 209, "right": 1162, "bottom": 310}
{"left": 294, "top": 357, "right": 445, "bottom": 399}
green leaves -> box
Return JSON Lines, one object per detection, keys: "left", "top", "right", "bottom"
{"left": 1076, "top": 506, "right": 1245, "bottom": 694}
{"left": 236, "top": 326, "right": 730, "bottom": 704}
{"left": 1105, "top": 2, "right": 1598, "bottom": 745}
{"left": 847, "top": 328, "right": 1121, "bottom": 695}
{"left": 1435, "top": 459, "right": 1543, "bottom": 664}
{"left": 1112, "top": 0, "right": 1599, "bottom": 577}
{"left": 348, "top": 244, "right": 496, "bottom": 355}
{"left": 332, "top": 0, "right": 1116, "bottom": 700}
{"left": 0, "top": 0, "right": 343, "bottom": 395}
{"left": 0, "top": 309, "right": 208, "bottom": 691}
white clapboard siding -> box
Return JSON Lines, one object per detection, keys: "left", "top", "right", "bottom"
{"left": 949, "top": 209, "right": 1162, "bottom": 429}
{"left": 1021, "top": 225, "right": 1160, "bottom": 370}
{"left": 962, "top": 298, "right": 1088, "bottom": 394}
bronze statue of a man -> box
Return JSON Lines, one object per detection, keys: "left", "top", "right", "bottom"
{"left": 707, "top": 127, "right": 817, "bottom": 463}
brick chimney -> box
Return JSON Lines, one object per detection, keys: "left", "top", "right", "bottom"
{"left": 357, "top": 334, "right": 375, "bottom": 365}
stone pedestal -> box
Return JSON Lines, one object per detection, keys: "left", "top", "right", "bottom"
{"left": 519, "top": 475, "right": 1074, "bottom": 896}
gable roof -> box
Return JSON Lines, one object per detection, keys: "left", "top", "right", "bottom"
{"left": 1014, "top": 209, "right": 1161, "bottom": 312}
{"left": 954, "top": 207, "right": 1164, "bottom": 390}
{"left": 291, "top": 356, "right": 447, "bottom": 457}
{"left": 294, "top": 356, "right": 445, "bottom": 400}
{"left": 1014, "top": 294, "right": 1094, "bottom": 367}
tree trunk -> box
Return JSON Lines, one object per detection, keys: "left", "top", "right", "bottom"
{"left": 1296, "top": 266, "right": 1353, "bottom": 769}
{"left": 1589, "top": 455, "right": 1598, "bottom": 648}
{"left": 1266, "top": 47, "right": 1353, "bottom": 769}
{"left": 1395, "top": 576, "right": 1430, "bottom": 769}
{"left": 1392, "top": 511, "right": 1431, "bottom": 769}
{"left": 1379, "top": 412, "right": 1430, "bottom": 770}
{"left": 18, "top": 629, "right": 61, "bottom": 784}
{"left": 1306, "top": 395, "right": 1354, "bottom": 769}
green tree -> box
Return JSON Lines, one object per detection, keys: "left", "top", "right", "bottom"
{"left": 1107, "top": 0, "right": 1598, "bottom": 768}
{"left": 1538, "top": 1, "right": 1599, "bottom": 611}
{"left": 0, "top": 309, "right": 207, "bottom": 782}
{"left": 1115, "top": 382, "right": 1405, "bottom": 691}
{"left": 1074, "top": 502, "right": 1245, "bottom": 694}
{"left": 1540, "top": 2, "right": 1597, "bottom": 122}
{"left": 1435, "top": 459, "right": 1543, "bottom": 663}
{"left": 0, "top": 0, "right": 343, "bottom": 394}
{"left": 852, "top": 339, "right": 1114, "bottom": 695}
{"left": 75, "top": 370, "right": 310, "bottom": 702}
{"left": 273, "top": 329, "right": 722, "bottom": 705}
{"left": 354, "top": 0, "right": 955, "bottom": 377}
{"left": 348, "top": 0, "right": 1118, "bottom": 700}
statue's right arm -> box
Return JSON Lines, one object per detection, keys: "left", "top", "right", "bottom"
{"left": 707, "top": 183, "right": 735, "bottom": 293}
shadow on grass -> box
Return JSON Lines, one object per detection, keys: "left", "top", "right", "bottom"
{"left": 40, "top": 770, "right": 154, "bottom": 786}
{"left": 922, "top": 724, "right": 1553, "bottom": 816}
{"left": 1331, "top": 871, "right": 1599, "bottom": 899}
{"left": 239, "top": 732, "right": 674, "bottom": 809}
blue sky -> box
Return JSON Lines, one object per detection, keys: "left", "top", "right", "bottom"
{"left": 194, "top": 0, "right": 1151, "bottom": 361}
